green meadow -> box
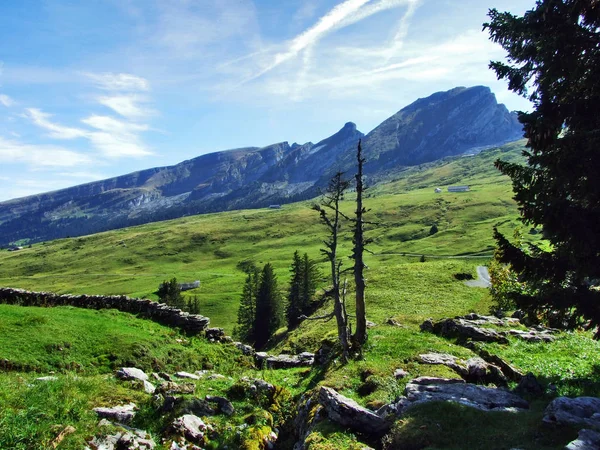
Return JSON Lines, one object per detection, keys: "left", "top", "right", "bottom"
{"left": 0, "top": 140, "right": 595, "bottom": 449}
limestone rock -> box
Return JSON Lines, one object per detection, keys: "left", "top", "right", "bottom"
{"left": 514, "top": 372, "right": 543, "bottom": 397}
{"left": 89, "top": 427, "right": 156, "bottom": 450}
{"left": 143, "top": 380, "right": 156, "bottom": 394}
{"left": 205, "top": 395, "right": 235, "bottom": 416}
{"left": 170, "top": 414, "right": 207, "bottom": 444}
{"left": 93, "top": 403, "right": 137, "bottom": 424}
{"left": 419, "top": 353, "right": 468, "bottom": 378}
{"left": 156, "top": 381, "right": 196, "bottom": 396}
{"left": 544, "top": 397, "right": 600, "bottom": 429}
{"left": 318, "top": 386, "right": 390, "bottom": 435}
{"left": 466, "top": 357, "right": 507, "bottom": 386}
{"left": 394, "top": 368, "right": 409, "bottom": 379}
{"left": 566, "top": 428, "right": 600, "bottom": 450}
{"left": 405, "top": 377, "right": 528, "bottom": 412}
{"left": 116, "top": 367, "right": 148, "bottom": 382}
{"left": 234, "top": 341, "right": 255, "bottom": 356}
{"left": 505, "top": 329, "right": 556, "bottom": 343}
{"left": 34, "top": 376, "right": 58, "bottom": 382}
{"left": 175, "top": 371, "right": 200, "bottom": 380}
{"left": 255, "top": 352, "right": 314, "bottom": 369}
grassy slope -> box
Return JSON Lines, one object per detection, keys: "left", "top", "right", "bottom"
{"left": 0, "top": 141, "right": 527, "bottom": 333}
{"left": 1, "top": 140, "right": 594, "bottom": 449}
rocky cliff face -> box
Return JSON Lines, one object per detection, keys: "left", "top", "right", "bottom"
{"left": 0, "top": 86, "right": 523, "bottom": 246}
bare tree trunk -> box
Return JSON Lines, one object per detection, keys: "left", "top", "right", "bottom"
{"left": 313, "top": 172, "right": 351, "bottom": 363}
{"left": 352, "top": 139, "right": 368, "bottom": 347}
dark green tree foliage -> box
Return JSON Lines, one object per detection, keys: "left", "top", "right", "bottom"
{"left": 287, "top": 251, "right": 303, "bottom": 329}
{"left": 254, "top": 263, "right": 282, "bottom": 349}
{"left": 187, "top": 296, "right": 201, "bottom": 315}
{"left": 234, "top": 264, "right": 260, "bottom": 344}
{"left": 158, "top": 278, "right": 185, "bottom": 309}
{"left": 286, "top": 251, "right": 320, "bottom": 329}
{"left": 301, "top": 253, "right": 320, "bottom": 312}
{"left": 484, "top": 1, "right": 600, "bottom": 332}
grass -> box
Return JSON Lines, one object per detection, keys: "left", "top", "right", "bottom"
{"left": 0, "top": 304, "right": 244, "bottom": 375}
{"left": 0, "top": 140, "right": 597, "bottom": 449}
{"left": 0, "top": 144, "right": 527, "bottom": 334}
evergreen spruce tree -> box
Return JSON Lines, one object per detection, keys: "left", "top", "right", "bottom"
{"left": 254, "top": 263, "right": 282, "bottom": 349}
{"left": 157, "top": 278, "right": 185, "bottom": 310}
{"left": 234, "top": 266, "right": 260, "bottom": 344}
{"left": 484, "top": 1, "right": 600, "bottom": 332}
{"left": 286, "top": 251, "right": 304, "bottom": 329}
{"left": 300, "top": 252, "right": 320, "bottom": 315}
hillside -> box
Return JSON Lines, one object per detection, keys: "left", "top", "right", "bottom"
{"left": 0, "top": 140, "right": 527, "bottom": 332}
{"left": 0, "top": 86, "right": 522, "bottom": 247}
{"left": 1, "top": 138, "right": 599, "bottom": 449}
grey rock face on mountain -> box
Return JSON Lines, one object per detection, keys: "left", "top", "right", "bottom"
{"left": 359, "top": 86, "right": 523, "bottom": 171}
{"left": 0, "top": 86, "right": 523, "bottom": 246}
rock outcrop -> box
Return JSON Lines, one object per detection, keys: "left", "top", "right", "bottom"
{"left": 93, "top": 403, "right": 138, "bottom": 424}
{"left": 402, "top": 377, "right": 528, "bottom": 412}
{"left": 318, "top": 386, "right": 391, "bottom": 435}
{"left": 566, "top": 428, "right": 600, "bottom": 450}
{"left": 543, "top": 397, "right": 600, "bottom": 429}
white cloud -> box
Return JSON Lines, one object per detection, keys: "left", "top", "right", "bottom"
{"left": 82, "top": 115, "right": 152, "bottom": 158}
{"left": 0, "top": 94, "right": 14, "bottom": 107}
{"left": 97, "top": 94, "right": 154, "bottom": 119}
{"left": 25, "top": 108, "right": 88, "bottom": 140}
{"left": 84, "top": 72, "right": 150, "bottom": 91}
{"left": 0, "top": 136, "right": 93, "bottom": 168}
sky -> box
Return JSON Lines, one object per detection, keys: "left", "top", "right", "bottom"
{"left": 0, "top": 0, "right": 535, "bottom": 202}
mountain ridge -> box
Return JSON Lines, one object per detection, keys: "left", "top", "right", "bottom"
{"left": 0, "top": 86, "right": 523, "bottom": 246}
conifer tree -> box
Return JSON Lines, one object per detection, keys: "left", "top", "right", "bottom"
{"left": 157, "top": 278, "right": 185, "bottom": 309}
{"left": 234, "top": 265, "right": 260, "bottom": 344}
{"left": 254, "top": 263, "right": 282, "bottom": 349}
{"left": 300, "top": 252, "right": 320, "bottom": 314}
{"left": 484, "top": 1, "right": 600, "bottom": 332}
{"left": 286, "top": 251, "right": 303, "bottom": 329}
{"left": 287, "top": 251, "right": 320, "bottom": 329}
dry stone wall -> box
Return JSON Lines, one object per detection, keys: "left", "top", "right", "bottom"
{"left": 0, "top": 287, "right": 210, "bottom": 335}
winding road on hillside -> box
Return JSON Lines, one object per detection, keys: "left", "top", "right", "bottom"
{"left": 465, "top": 266, "right": 491, "bottom": 288}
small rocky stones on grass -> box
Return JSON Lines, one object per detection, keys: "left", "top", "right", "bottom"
{"left": 116, "top": 367, "right": 148, "bottom": 382}
{"left": 93, "top": 403, "right": 138, "bottom": 424}
{"left": 566, "top": 428, "right": 600, "bottom": 450}
{"left": 170, "top": 414, "right": 209, "bottom": 445}
{"left": 385, "top": 318, "right": 402, "bottom": 327}
{"left": 255, "top": 351, "right": 315, "bottom": 369}
{"left": 514, "top": 372, "right": 544, "bottom": 397}
{"left": 394, "top": 368, "right": 409, "bottom": 379}
{"left": 234, "top": 341, "right": 255, "bottom": 356}
{"left": 34, "top": 376, "right": 59, "bottom": 382}
{"left": 87, "top": 426, "right": 156, "bottom": 450}
{"left": 205, "top": 395, "right": 235, "bottom": 416}
{"left": 318, "top": 386, "right": 391, "bottom": 435}
{"left": 543, "top": 396, "right": 600, "bottom": 429}
{"left": 505, "top": 329, "right": 556, "bottom": 343}
{"left": 466, "top": 357, "right": 508, "bottom": 386}
{"left": 156, "top": 381, "right": 196, "bottom": 395}
{"left": 157, "top": 372, "right": 174, "bottom": 382}
{"left": 175, "top": 371, "right": 201, "bottom": 380}
{"left": 419, "top": 353, "right": 468, "bottom": 378}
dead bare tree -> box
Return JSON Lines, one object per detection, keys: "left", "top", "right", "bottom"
{"left": 351, "top": 139, "right": 369, "bottom": 348}
{"left": 312, "top": 171, "right": 351, "bottom": 362}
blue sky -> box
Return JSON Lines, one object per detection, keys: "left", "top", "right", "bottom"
{"left": 0, "top": 0, "right": 533, "bottom": 201}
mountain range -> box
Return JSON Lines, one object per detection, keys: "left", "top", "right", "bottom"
{"left": 0, "top": 86, "right": 523, "bottom": 246}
